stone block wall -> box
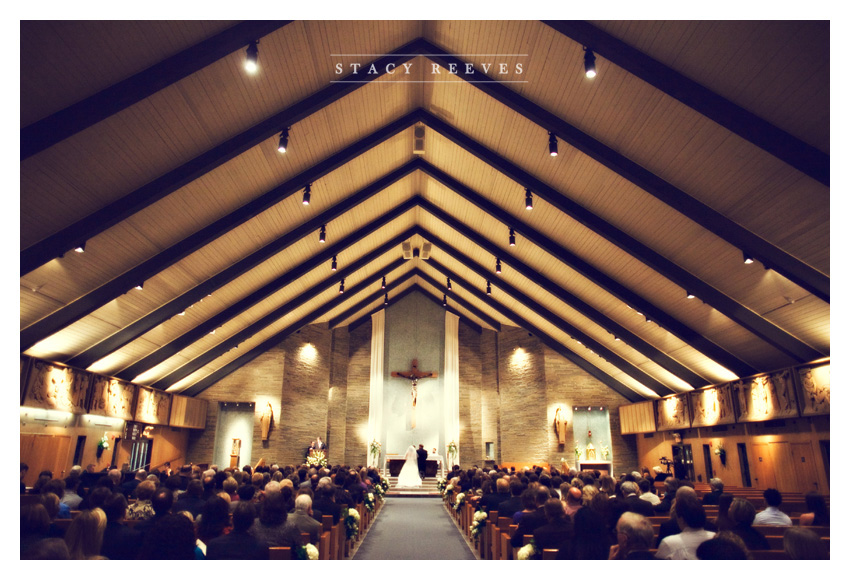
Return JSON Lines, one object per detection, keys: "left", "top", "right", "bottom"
{"left": 344, "top": 320, "right": 372, "bottom": 467}
{"left": 458, "top": 320, "right": 483, "bottom": 466}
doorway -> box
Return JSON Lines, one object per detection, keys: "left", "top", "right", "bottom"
{"left": 702, "top": 444, "right": 714, "bottom": 481}
{"left": 129, "top": 439, "right": 153, "bottom": 471}
{"left": 737, "top": 443, "right": 752, "bottom": 487}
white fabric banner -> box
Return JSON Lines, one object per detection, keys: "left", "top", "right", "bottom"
{"left": 444, "top": 311, "right": 460, "bottom": 467}
{"left": 367, "top": 309, "right": 385, "bottom": 466}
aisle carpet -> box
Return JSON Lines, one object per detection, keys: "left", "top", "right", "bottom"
{"left": 352, "top": 497, "right": 476, "bottom": 560}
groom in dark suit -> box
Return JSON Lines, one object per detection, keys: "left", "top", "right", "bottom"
{"left": 416, "top": 444, "right": 428, "bottom": 478}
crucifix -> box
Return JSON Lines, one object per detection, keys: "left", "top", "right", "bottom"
{"left": 391, "top": 359, "right": 438, "bottom": 429}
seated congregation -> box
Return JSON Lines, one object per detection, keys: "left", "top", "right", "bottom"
{"left": 20, "top": 461, "right": 384, "bottom": 560}
{"left": 442, "top": 465, "right": 829, "bottom": 561}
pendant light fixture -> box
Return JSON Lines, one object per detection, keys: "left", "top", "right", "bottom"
{"left": 331, "top": 255, "right": 337, "bottom": 271}
{"left": 339, "top": 278, "right": 345, "bottom": 294}
{"left": 509, "top": 228, "right": 516, "bottom": 247}
{"left": 525, "top": 188, "right": 533, "bottom": 210}
{"left": 278, "top": 127, "right": 289, "bottom": 153}
{"left": 548, "top": 131, "right": 558, "bottom": 157}
{"left": 319, "top": 225, "right": 326, "bottom": 243}
{"left": 447, "top": 277, "right": 452, "bottom": 291}
{"left": 584, "top": 47, "right": 596, "bottom": 78}
{"left": 302, "top": 183, "right": 311, "bottom": 205}
{"left": 245, "top": 41, "right": 259, "bottom": 73}
{"left": 496, "top": 258, "right": 502, "bottom": 274}
{"left": 486, "top": 280, "right": 491, "bottom": 296}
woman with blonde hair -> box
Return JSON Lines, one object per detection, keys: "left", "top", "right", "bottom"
{"left": 64, "top": 508, "right": 107, "bottom": 559}
{"left": 582, "top": 483, "right": 599, "bottom": 506}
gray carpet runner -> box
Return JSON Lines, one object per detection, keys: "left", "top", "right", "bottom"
{"left": 352, "top": 497, "right": 476, "bottom": 560}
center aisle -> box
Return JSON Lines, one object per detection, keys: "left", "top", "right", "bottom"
{"left": 352, "top": 497, "right": 477, "bottom": 560}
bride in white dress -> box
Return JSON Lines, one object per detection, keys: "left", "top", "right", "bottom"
{"left": 396, "top": 445, "right": 422, "bottom": 487}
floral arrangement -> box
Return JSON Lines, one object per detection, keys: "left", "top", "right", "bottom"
{"left": 306, "top": 448, "right": 327, "bottom": 467}
{"left": 714, "top": 442, "right": 727, "bottom": 466}
{"left": 443, "top": 482, "right": 454, "bottom": 500}
{"left": 469, "top": 509, "right": 487, "bottom": 539}
{"left": 96, "top": 432, "right": 110, "bottom": 458}
{"left": 364, "top": 492, "right": 376, "bottom": 513}
{"left": 574, "top": 441, "right": 582, "bottom": 462}
{"left": 600, "top": 443, "right": 610, "bottom": 460}
{"left": 446, "top": 440, "right": 458, "bottom": 464}
{"left": 344, "top": 507, "right": 360, "bottom": 539}
{"left": 373, "top": 480, "right": 386, "bottom": 501}
{"left": 295, "top": 543, "right": 319, "bottom": 560}
{"left": 437, "top": 477, "right": 447, "bottom": 494}
{"left": 517, "top": 540, "right": 539, "bottom": 560}
{"left": 369, "top": 439, "right": 382, "bottom": 466}
{"left": 454, "top": 492, "right": 466, "bottom": 512}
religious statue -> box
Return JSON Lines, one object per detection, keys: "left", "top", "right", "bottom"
{"left": 586, "top": 441, "right": 596, "bottom": 460}
{"left": 391, "top": 359, "right": 438, "bottom": 430}
{"left": 553, "top": 407, "right": 568, "bottom": 444}
{"left": 260, "top": 402, "right": 273, "bottom": 440}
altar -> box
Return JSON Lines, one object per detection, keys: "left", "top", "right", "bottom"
{"left": 384, "top": 453, "right": 445, "bottom": 478}
{"left": 579, "top": 460, "right": 613, "bottom": 476}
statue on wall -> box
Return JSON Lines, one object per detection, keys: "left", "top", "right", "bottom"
{"left": 260, "top": 403, "right": 273, "bottom": 440}
{"left": 553, "top": 407, "right": 568, "bottom": 444}
{"left": 391, "top": 359, "right": 438, "bottom": 430}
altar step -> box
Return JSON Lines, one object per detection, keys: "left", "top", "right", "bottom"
{"left": 385, "top": 476, "right": 443, "bottom": 497}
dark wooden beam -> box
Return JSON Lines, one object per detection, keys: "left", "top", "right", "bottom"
{"left": 153, "top": 260, "right": 411, "bottom": 390}
{"left": 65, "top": 168, "right": 422, "bottom": 371}
{"left": 541, "top": 20, "right": 829, "bottom": 187}
{"left": 421, "top": 111, "right": 824, "bottom": 364}
{"left": 20, "top": 115, "right": 422, "bottom": 352}
{"left": 415, "top": 170, "right": 715, "bottom": 387}
{"left": 21, "top": 39, "right": 428, "bottom": 275}
{"left": 414, "top": 270, "right": 503, "bottom": 333}
{"left": 112, "top": 225, "right": 419, "bottom": 381}
{"left": 422, "top": 252, "right": 675, "bottom": 396}
{"left": 422, "top": 40, "right": 829, "bottom": 303}
{"left": 21, "top": 21, "right": 292, "bottom": 160}
{"left": 180, "top": 268, "right": 416, "bottom": 397}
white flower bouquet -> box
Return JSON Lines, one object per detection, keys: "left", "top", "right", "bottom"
{"left": 518, "top": 542, "right": 539, "bottom": 560}
{"left": 469, "top": 510, "right": 487, "bottom": 538}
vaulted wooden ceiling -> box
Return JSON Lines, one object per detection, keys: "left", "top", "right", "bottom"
{"left": 20, "top": 20, "right": 829, "bottom": 402}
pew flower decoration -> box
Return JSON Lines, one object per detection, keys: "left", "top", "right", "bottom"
{"left": 600, "top": 444, "right": 610, "bottom": 460}
{"left": 373, "top": 481, "right": 386, "bottom": 501}
{"left": 364, "top": 492, "right": 376, "bottom": 513}
{"left": 518, "top": 540, "right": 539, "bottom": 560}
{"left": 295, "top": 543, "right": 319, "bottom": 560}
{"left": 344, "top": 507, "right": 360, "bottom": 539}
{"left": 443, "top": 482, "right": 454, "bottom": 500}
{"left": 437, "top": 477, "right": 447, "bottom": 495}
{"left": 446, "top": 440, "right": 458, "bottom": 465}
{"left": 454, "top": 492, "right": 466, "bottom": 512}
{"left": 469, "top": 509, "right": 487, "bottom": 539}
{"left": 96, "top": 432, "right": 110, "bottom": 458}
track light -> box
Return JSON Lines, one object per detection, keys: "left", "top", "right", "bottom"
{"left": 548, "top": 132, "right": 558, "bottom": 157}
{"left": 509, "top": 228, "right": 516, "bottom": 247}
{"left": 302, "top": 183, "right": 311, "bottom": 205}
{"left": 495, "top": 258, "right": 502, "bottom": 274}
{"left": 584, "top": 47, "right": 596, "bottom": 79}
{"left": 339, "top": 279, "right": 345, "bottom": 294}
{"left": 278, "top": 127, "right": 289, "bottom": 153}
{"left": 245, "top": 41, "right": 259, "bottom": 73}
{"left": 381, "top": 276, "right": 386, "bottom": 290}
{"left": 319, "top": 225, "right": 326, "bottom": 243}
{"left": 486, "top": 281, "right": 491, "bottom": 296}
{"left": 331, "top": 255, "right": 337, "bottom": 271}
{"left": 447, "top": 277, "right": 452, "bottom": 291}
{"left": 743, "top": 251, "right": 754, "bottom": 265}
{"left": 525, "top": 188, "right": 533, "bottom": 210}
{"left": 442, "top": 294, "right": 447, "bottom": 308}
{"left": 384, "top": 293, "right": 389, "bottom": 306}
{"left": 74, "top": 242, "right": 86, "bottom": 253}
{"left": 686, "top": 291, "right": 695, "bottom": 300}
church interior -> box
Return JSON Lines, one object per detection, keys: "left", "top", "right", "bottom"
{"left": 19, "top": 18, "right": 830, "bottom": 559}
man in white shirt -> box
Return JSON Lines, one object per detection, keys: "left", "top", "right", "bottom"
{"left": 753, "top": 488, "right": 793, "bottom": 526}
{"left": 656, "top": 495, "right": 715, "bottom": 559}
{"left": 638, "top": 478, "right": 661, "bottom": 506}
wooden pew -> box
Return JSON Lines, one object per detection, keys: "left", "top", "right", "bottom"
{"left": 269, "top": 546, "right": 292, "bottom": 559}
{"left": 542, "top": 548, "right": 558, "bottom": 560}
{"left": 322, "top": 515, "right": 336, "bottom": 560}
{"left": 319, "top": 530, "right": 331, "bottom": 560}
{"left": 750, "top": 550, "right": 789, "bottom": 560}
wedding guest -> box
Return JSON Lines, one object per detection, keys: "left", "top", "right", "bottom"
{"left": 728, "top": 498, "right": 769, "bottom": 551}
{"left": 799, "top": 491, "right": 829, "bottom": 526}
{"left": 64, "top": 508, "right": 107, "bottom": 560}
{"left": 753, "top": 488, "right": 793, "bottom": 526}
{"left": 783, "top": 526, "right": 828, "bottom": 560}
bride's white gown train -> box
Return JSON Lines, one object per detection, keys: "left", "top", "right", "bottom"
{"left": 396, "top": 445, "right": 422, "bottom": 487}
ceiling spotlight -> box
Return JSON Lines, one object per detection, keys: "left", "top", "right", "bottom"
{"left": 686, "top": 291, "right": 695, "bottom": 300}
{"left": 302, "top": 183, "right": 311, "bottom": 205}
{"left": 209, "top": 328, "right": 216, "bottom": 335}
{"left": 743, "top": 251, "right": 754, "bottom": 265}
{"left": 486, "top": 280, "right": 491, "bottom": 295}
{"left": 447, "top": 277, "right": 452, "bottom": 292}
{"left": 245, "top": 41, "right": 259, "bottom": 74}
{"left": 442, "top": 294, "right": 447, "bottom": 308}
{"left": 645, "top": 316, "right": 652, "bottom": 323}
{"left": 548, "top": 132, "right": 558, "bottom": 157}
{"left": 496, "top": 258, "right": 502, "bottom": 274}
{"left": 381, "top": 276, "right": 386, "bottom": 290}
{"left": 331, "top": 255, "right": 337, "bottom": 271}
{"left": 509, "top": 228, "right": 516, "bottom": 247}
{"left": 525, "top": 188, "right": 533, "bottom": 210}
{"left": 178, "top": 311, "right": 186, "bottom": 316}
{"left": 278, "top": 127, "right": 290, "bottom": 153}
{"left": 614, "top": 336, "right": 621, "bottom": 341}
{"left": 319, "top": 225, "right": 326, "bottom": 243}
{"left": 339, "top": 278, "right": 345, "bottom": 294}
{"left": 134, "top": 282, "right": 144, "bottom": 291}
{"left": 584, "top": 47, "right": 596, "bottom": 79}
{"left": 73, "top": 242, "right": 86, "bottom": 253}
{"left": 384, "top": 293, "right": 389, "bottom": 306}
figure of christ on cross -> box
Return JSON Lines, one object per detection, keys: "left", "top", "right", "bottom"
{"left": 391, "top": 359, "right": 438, "bottom": 429}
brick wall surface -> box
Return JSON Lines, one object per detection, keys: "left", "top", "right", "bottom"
{"left": 344, "top": 320, "right": 372, "bottom": 467}
{"left": 458, "top": 320, "right": 483, "bottom": 466}
{"left": 327, "top": 328, "right": 350, "bottom": 463}
{"left": 480, "top": 329, "right": 501, "bottom": 464}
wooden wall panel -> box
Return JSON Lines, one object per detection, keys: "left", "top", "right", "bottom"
{"left": 20, "top": 433, "right": 72, "bottom": 486}
{"left": 169, "top": 395, "right": 208, "bottom": 429}
{"left": 618, "top": 400, "right": 656, "bottom": 434}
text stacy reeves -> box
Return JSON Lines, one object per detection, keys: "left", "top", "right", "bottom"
{"left": 334, "top": 62, "right": 524, "bottom": 76}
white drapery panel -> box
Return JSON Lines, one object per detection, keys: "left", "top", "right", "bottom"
{"left": 444, "top": 311, "right": 460, "bottom": 467}
{"left": 367, "top": 309, "right": 385, "bottom": 464}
